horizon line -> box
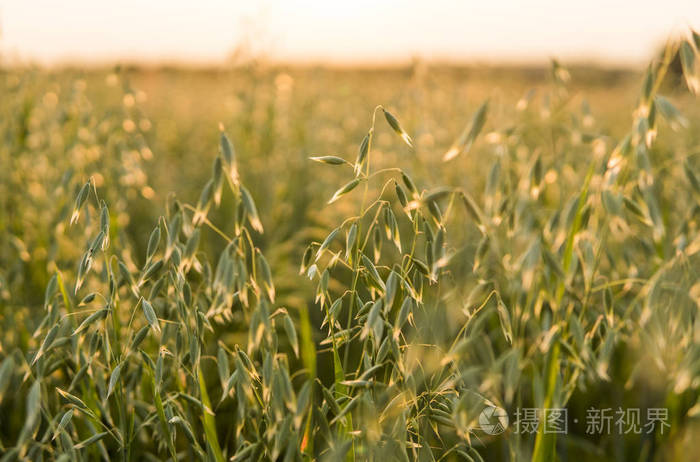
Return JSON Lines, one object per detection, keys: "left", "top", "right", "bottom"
{"left": 0, "top": 52, "right": 653, "bottom": 71}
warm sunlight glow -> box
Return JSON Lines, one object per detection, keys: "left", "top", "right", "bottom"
{"left": 2, "top": 0, "right": 700, "bottom": 65}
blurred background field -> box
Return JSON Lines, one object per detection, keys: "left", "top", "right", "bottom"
{"left": 1, "top": 62, "right": 660, "bottom": 320}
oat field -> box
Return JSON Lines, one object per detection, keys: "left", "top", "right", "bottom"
{"left": 1, "top": 35, "right": 700, "bottom": 461}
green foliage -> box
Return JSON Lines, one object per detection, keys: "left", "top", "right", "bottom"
{"left": 1, "top": 31, "right": 700, "bottom": 461}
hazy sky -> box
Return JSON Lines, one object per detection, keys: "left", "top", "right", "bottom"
{"left": 2, "top": 1, "right": 700, "bottom": 65}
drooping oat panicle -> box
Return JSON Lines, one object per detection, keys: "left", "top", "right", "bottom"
{"left": 70, "top": 180, "right": 91, "bottom": 225}
{"left": 220, "top": 129, "right": 239, "bottom": 184}
{"left": 240, "top": 185, "right": 264, "bottom": 233}
{"left": 382, "top": 108, "right": 413, "bottom": 147}
{"left": 680, "top": 40, "right": 700, "bottom": 95}
{"left": 310, "top": 155, "right": 347, "bottom": 165}
{"left": 354, "top": 130, "right": 372, "bottom": 176}
{"left": 328, "top": 178, "right": 361, "bottom": 204}
{"left": 443, "top": 100, "right": 489, "bottom": 161}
